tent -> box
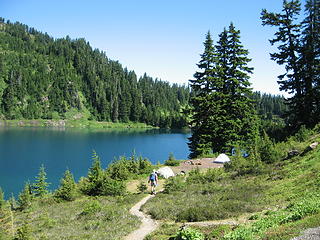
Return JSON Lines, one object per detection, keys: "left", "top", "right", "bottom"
{"left": 157, "top": 166, "right": 175, "bottom": 179}
{"left": 213, "top": 153, "right": 231, "bottom": 164}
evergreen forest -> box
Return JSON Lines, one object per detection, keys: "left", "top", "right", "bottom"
{"left": 0, "top": 18, "right": 190, "bottom": 128}
{"left": 0, "top": 17, "right": 288, "bottom": 131}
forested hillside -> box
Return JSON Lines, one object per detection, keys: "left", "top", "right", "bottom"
{"left": 252, "top": 92, "right": 287, "bottom": 119}
{"left": 0, "top": 18, "right": 190, "bottom": 128}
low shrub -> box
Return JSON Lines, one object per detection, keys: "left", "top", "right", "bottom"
{"left": 165, "top": 153, "right": 180, "bottom": 166}
{"left": 187, "top": 168, "right": 206, "bottom": 184}
{"left": 101, "top": 177, "right": 126, "bottom": 196}
{"left": 137, "top": 181, "right": 147, "bottom": 193}
{"left": 0, "top": 188, "right": 5, "bottom": 209}
{"left": 80, "top": 200, "right": 102, "bottom": 216}
{"left": 164, "top": 176, "right": 186, "bottom": 194}
{"left": 14, "top": 220, "right": 34, "bottom": 240}
{"left": 258, "top": 132, "right": 281, "bottom": 164}
{"left": 294, "top": 125, "right": 312, "bottom": 142}
{"left": 174, "top": 227, "right": 204, "bottom": 240}
{"left": 208, "top": 225, "right": 232, "bottom": 239}
{"left": 223, "top": 195, "right": 320, "bottom": 239}
{"left": 176, "top": 207, "right": 207, "bottom": 222}
{"left": 225, "top": 155, "right": 264, "bottom": 177}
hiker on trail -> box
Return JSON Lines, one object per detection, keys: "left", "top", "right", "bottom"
{"left": 148, "top": 170, "right": 158, "bottom": 194}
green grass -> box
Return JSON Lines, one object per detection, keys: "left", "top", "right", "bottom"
{"left": 0, "top": 119, "right": 156, "bottom": 129}
{"left": 145, "top": 223, "right": 234, "bottom": 240}
{"left": 142, "top": 177, "right": 268, "bottom": 222}
{"left": 145, "top": 131, "right": 320, "bottom": 239}
{"left": 3, "top": 193, "right": 145, "bottom": 240}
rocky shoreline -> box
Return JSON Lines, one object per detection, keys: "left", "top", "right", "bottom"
{"left": 0, "top": 120, "right": 66, "bottom": 127}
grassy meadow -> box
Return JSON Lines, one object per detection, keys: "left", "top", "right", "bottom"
{"left": 144, "top": 129, "right": 320, "bottom": 239}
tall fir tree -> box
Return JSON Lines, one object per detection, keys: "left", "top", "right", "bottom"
{"left": 300, "top": 0, "right": 320, "bottom": 124}
{"left": 188, "top": 32, "right": 217, "bottom": 158}
{"left": 33, "top": 164, "right": 49, "bottom": 197}
{"left": 189, "top": 25, "right": 258, "bottom": 158}
{"left": 261, "top": 0, "right": 320, "bottom": 128}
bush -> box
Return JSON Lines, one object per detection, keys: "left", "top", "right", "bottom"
{"left": 187, "top": 168, "right": 225, "bottom": 184}
{"left": 208, "top": 225, "right": 232, "bottom": 239}
{"left": 177, "top": 208, "right": 206, "bottom": 222}
{"left": 187, "top": 168, "right": 206, "bottom": 184}
{"left": 107, "top": 155, "right": 153, "bottom": 180}
{"left": 294, "top": 125, "right": 312, "bottom": 142}
{"left": 137, "top": 181, "right": 147, "bottom": 193}
{"left": 225, "top": 153, "right": 263, "bottom": 177}
{"left": 0, "top": 187, "right": 5, "bottom": 209}
{"left": 101, "top": 177, "right": 126, "bottom": 196}
{"left": 258, "top": 132, "right": 281, "bottom": 164}
{"left": 174, "top": 227, "right": 204, "bottom": 240}
{"left": 14, "top": 221, "right": 34, "bottom": 240}
{"left": 80, "top": 200, "right": 102, "bottom": 216}
{"left": 137, "top": 157, "right": 153, "bottom": 174}
{"left": 164, "top": 176, "right": 186, "bottom": 194}
{"left": 107, "top": 157, "right": 131, "bottom": 180}
{"left": 165, "top": 153, "right": 180, "bottom": 166}
{"left": 18, "top": 182, "right": 32, "bottom": 210}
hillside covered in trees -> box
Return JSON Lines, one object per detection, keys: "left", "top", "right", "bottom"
{"left": 0, "top": 18, "right": 190, "bottom": 128}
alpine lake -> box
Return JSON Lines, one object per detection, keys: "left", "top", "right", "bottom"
{"left": 0, "top": 126, "right": 190, "bottom": 198}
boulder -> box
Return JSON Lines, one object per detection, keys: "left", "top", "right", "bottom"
{"left": 288, "top": 150, "right": 300, "bottom": 158}
{"left": 157, "top": 166, "right": 175, "bottom": 179}
{"left": 309, "top": 142, "right": 319, "bottom": 150}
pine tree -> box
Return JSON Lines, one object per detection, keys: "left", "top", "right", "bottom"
{"left": 18, "top": 182, "right": 32, "bottom": 210}
{"left": 33, "top": 164, "right": 49, "bottom": 197}
{"left": 300, "top": 0, "right": 320, "bottom": 124}
{"left": 215, "top": 23, "right": 258, "bottom": 152}
{"left": 188, "top": 32, "right": 217, "bottom": 158}
{"left": 55, "top": 169, "right": 77, "bottom": 201}
{"left": 86, "top": 150, "right": 104, "bottom": 195}
{"left": 261, "top": 0, "right": 318, "bottom": 129}
{"left": 0, "top": 187, "right": 5, "bottom": 209}
{"left": 189, "top": 25, "right": 258, "bottom": 158}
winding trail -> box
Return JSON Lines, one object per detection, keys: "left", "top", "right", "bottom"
{"left": 124, "top": 193, "right": 160, "bottom": 240}
{"left": 123, "top": 189, "right": 246, "bottom": 240}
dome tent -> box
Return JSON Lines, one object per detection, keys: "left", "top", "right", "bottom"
{"left": 213, "top": 153, "right": 231, "bottom": 164}
{"left": 157, "top": 166, "right": 175, "bottom": 179}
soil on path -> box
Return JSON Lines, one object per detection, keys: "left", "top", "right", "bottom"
{"left": 291, "top": 227, "right": 320, "bottom": 240}
{"left": 171, "top": 157, "right": 223, "bottom": 174}
{"left": 124, "top": 193, "right": 160, "bottom": 240}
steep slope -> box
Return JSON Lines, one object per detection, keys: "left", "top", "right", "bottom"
{"left": 0, "top": 18, "right": 190, "bottom": 128}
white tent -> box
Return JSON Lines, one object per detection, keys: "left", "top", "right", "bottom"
{"left": 213, "top": 153, "right": 231, "bottom": 164}
{"left": 157, "top": 166, "right": 175, "bottom": 179}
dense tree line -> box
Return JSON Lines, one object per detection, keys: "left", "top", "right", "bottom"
{"left": 252, "top": 92, "right": 288, "bottom": 119}
{"left": 0, "top": 18, "right": 190, "bottom": 128}
{"left": 261, "top": 0, "right": 320, "bottom": 130}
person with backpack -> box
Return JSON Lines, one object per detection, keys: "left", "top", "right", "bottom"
{"left": 148, "top": 170, "right": 158, "bottom": 194}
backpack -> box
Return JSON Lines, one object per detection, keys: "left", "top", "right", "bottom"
{"left": 149, "top": 173, "right": 156, "bottom": 181}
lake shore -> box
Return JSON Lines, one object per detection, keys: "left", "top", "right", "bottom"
{"left": 0, "top": 119, "right": 157, "bottom": 129}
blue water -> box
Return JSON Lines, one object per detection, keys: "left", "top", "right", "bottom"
{"left": 0, "top": 127, "right": 190, "bottom": 198}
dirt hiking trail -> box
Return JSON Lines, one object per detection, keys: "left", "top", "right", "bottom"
{"left": 124, "top": 193, "right": 159, "bottom": 240}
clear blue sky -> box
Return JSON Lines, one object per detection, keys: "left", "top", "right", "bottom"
{"left": 1, "top": 0, "right": 306, "bottom": 95}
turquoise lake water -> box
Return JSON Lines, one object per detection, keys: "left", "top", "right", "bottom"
{"left": 0, "top": 127, "right": 190, "bottom": 198}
